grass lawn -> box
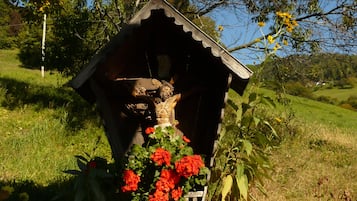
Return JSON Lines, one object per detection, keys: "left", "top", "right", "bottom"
{"left": 0, "top": 50, "right": 112, "bottom": 192}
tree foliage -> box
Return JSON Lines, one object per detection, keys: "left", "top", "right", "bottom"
{"left": 0, "top": 0, "right": 23, "bottom": 49}
{"left": 190, "top": 0, "right": 356, "bottom": 58}
{"left": 3, "top": 0, "right": 356, "bottom": 75}
{"left": 258, "top": 53, "right": 357, "bottom": 89}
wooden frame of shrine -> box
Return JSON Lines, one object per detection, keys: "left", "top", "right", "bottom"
{"left": 71, "top": 0, "right": 252, "bottom": 179}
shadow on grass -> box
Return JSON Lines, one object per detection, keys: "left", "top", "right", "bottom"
{"left": 0, "top": 179, "right": 75, "bottom": 201}
{"left": 0, "top": 77, "right": 99, "bottom": 131}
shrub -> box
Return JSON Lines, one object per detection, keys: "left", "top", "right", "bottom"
{"left": 340, "top": 95, "right": 357, "bottom": 111}
{"left": 316, "top": 95, "right": 337, "bottom": 105}
{"left": 285, "top": 82, "right": 314, "bottom": 99}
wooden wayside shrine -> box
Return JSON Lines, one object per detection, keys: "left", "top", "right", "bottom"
{"left": 71, "top": 1, "right": 253, "bottom": 199}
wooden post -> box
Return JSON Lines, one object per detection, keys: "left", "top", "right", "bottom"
{"left": 41, "top": 14, "right": 46, "bottom": 78}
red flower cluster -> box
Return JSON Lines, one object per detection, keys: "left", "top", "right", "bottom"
{"left": 121, "top": 170, "right": 141, "bottom": 192}
{"left": 149, "top": 169, "right": 182, "bottom": 201}
{"left": 151, "top": 148, "right": 171, "bottom": 166}
{"left": 175, "top": 155, "right": 205, "bottom": 178}
{"left": 145, "top": 127, "right": 155, "bottom": 135}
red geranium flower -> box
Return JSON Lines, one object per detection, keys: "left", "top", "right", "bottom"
{"left": 87, "top": 161, "right": 97, "bottom": 169}
{"left": 121, "top": 169, "right": 141, "bottom": 192}
{"left": 145, "top": 127, "right": 155, "bottom": 135}
{"left": 157, "top": 169, "right": 180, "bottom": 191}
{"left": 175, "top": 155, "right": 205, "bottom": 178}
{"left": 149, "top": 190, "right": 169, "bottom": 201}
{"left": 151, "top": 148, "right": 171, "bottom": 166}
{"left": 182, "top": 136, "right": 191, "bottom": 143}
{"left": 171, "top": 187, "right": 183, "bottom": 201}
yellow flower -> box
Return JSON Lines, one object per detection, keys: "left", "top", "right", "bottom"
{"left": 285, "top": 13, "right": 292, "bottom": 19}
{"left": 291, "top": 20, "right": 298, "bottom": 27}
{"left": 217, "top": 25, "right": 224, "bottom": 32}
{"left": 283, "top": 39, "right": 288, "bottom": 46}
{"left": 258, "top": 21, "right": 265, "bottom": 27}
{"left": 283, "top": 18, "right": 290, "bottom": 25}
{"left": 267, "top": 35, "right": 275, "bottom": 44}
{"left": 19, "top": 192, "right": 30, "bottom": 201}
{"left": 1, "top": 186, "right": 14, "bottom": 194}
{"left": 273, "top": 43, "right": 281, "bottom": 51}
{"left": 276, "top": 11, "right": 292, "bottom": 19}
{"left": 286, "top": 26, "right": 293, "bottom": 33}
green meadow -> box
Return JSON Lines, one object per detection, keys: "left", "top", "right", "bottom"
{"left": 1, "top": 49, "right": 356, "bottom": 200}
{"left": 313, "top": 87, "right": 357, "bottom": 102}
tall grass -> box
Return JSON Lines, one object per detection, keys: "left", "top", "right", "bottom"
{"left": 248, "top": 87, "right": 357, "bottom": 200}
{"left": 250, "top": 124, "right": 357, "bottom": 200}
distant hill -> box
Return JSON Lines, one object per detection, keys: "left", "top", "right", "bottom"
{"left": 251, "top": 53, "right": 357, "bottom": 111}
{"left": 255, "top": 53, "right": 357, "bottom": 88}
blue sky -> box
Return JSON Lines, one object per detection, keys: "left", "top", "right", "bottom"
{"left": 206, "top": 1, "right": 351, "bottom": 66}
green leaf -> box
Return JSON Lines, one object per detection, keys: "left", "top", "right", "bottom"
{"left": 235, "top": 164, "right": 244, "bottom": 178}
{"left": 261, "top": 95, "right": 276, "bottom": 108}
{"left": 236, "top": 174, "right": 248, "bottom": 200}
{"left": 77, "top": 158, "right": 87, "bottom": 171}
{"left": 63, "top": 170, "right": 82, "bottom": 175}
{"left": 227, "top": 99, "right": 239, "bottom": 111}
{"left": 253, "top": 116, "right": 261, "bottom": 126}
{"left": 242, "top": 140, "right": 253, "bottom": 156}
{"left": 248, "top": 92, "right": 257, "bottom": 103}
{"left": 221, "top": 175, "right": 233, "bottom": 201}
{"left": 75, "top": 155, "right": 89, "bottom": 163}
{"left": 241, "top": 103, "right": 250, "bottom": 115}
{"left": 263, "top": 120, "right": 279, "bottom": 138}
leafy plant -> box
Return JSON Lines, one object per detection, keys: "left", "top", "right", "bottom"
{"left": 64, "top": 154, "right": 114, "bottom": 201}
{"left": 209, "top": 92, "right": 279, "bottom": 200}
{"left": 65, "top": 126, "right": 209, "bottom": 201}
{"left": 120, "top": 126, "right": 209, "bottom": 201}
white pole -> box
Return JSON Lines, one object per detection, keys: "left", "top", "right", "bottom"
{"left": 41, "top": 13, "right": 47, "bottom": 78}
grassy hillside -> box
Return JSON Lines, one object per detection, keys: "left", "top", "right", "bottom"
{"left": 258, "top": 88, "right": 357, "bottom": 131}
{"left": 1, "top": 49, "right": 356, "bottom": 200}
{"left": 0, "top": 49, "right": 112, "bottom": 187}
{"left": 313, "top": 87, "right": 357, "bottom": 102}
{"left": 249, "top": 87, "right": 357, "bottom": 200}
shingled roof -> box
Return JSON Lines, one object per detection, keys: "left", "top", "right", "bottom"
{"left": 71, "top": 0, "right": 253, "bottom": 96}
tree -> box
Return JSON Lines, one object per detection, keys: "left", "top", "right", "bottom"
{"left": 14, "top": 0, "right": 221, "bottom": 75}
{"left": 0, "top": 0, "right": 23, "bottom": 49}
{"left": 189, "top": 0, "right": 356, "bottom": 61}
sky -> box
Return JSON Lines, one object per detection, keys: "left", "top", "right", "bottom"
{"left": 205, "top": 1, "right": 353, "bottom": 66}
{"left": 208, "top": 7, "right": 273, "bottom": 66}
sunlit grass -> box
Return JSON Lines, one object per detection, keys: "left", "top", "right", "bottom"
{"left": 313, "top": 86, "right": 357, "bottom": 101}
{"left": 0, "top": 49, "right": 112, "bottom": 186}
{"left": 250, "top": 124, "right": 357, "bottom": 200}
